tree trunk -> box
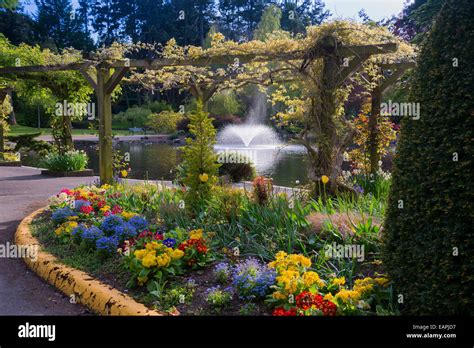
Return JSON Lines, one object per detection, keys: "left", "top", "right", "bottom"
{"left": 369, "top": 85, "right": 381, "bottom": 174}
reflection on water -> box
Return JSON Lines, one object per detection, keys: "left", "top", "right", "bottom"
{"left": 24, "top": 142, "right": 309, "bottom": 187}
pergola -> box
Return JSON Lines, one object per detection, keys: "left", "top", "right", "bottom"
{"left": 0, "top": 36, "right": 413, "bottom": 184}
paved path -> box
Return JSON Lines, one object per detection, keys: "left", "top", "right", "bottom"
{"left": 0, "top": 166, "right": 95, "bottom": 315}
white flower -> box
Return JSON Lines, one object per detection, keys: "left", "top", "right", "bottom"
{"left": 357, "top": 300, "right": 371, "bottom": 310}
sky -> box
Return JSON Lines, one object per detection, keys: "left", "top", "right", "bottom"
{"left": 22, "top": 0, "right": 412, "bottom": 22}
{"left": 325, "top": 0, "right": 411, "bottom": 20}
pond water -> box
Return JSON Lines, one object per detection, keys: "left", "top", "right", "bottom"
{"left": 22, "top": 142, "right": 309, "bottom": 187}
{"left": 89, "top": 142, "right": 308, "bottom": 187}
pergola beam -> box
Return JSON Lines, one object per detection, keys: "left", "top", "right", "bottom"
{"left": 0, "top": 61, "right": 94, "bottom": 75}
{"left": 105, "top": 67, "right": 129, "bottom": 94}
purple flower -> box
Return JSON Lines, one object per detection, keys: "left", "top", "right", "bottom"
{"left": 232, "top": 258, "right": 276, "bottom": 300}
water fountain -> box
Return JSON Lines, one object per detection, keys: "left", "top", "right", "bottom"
{"left": 216, "top": 92, "right": 281, "bottom": 148}
{"left": 215, "top": 92, "right": 305, "bottom": 174}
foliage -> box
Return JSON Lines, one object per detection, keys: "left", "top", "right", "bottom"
{"left": 208, "top": 90, "right": 241, "bottom": 117}
{"left": 180, "top": 101, "right": 220, "bottom": 212}
{"left": 218, "top": 152, "right": 256, "bottom": 182}
{"left": 113, "top": 106, "right": 151, "bottom": 128}
{"left": 146, "top": 110, "right": 183, "bottom": 134}
{"left": 348, "top": 100, "right": 397, "bottom": 174}
{"left": 40, "top": 149, "right": 88, "bottom": 171}
{"left": 267, "top": 251, "right": 394, "bottom": 316}
{"left": 253, "top": 4, "right": 282, "bottom": 41}
{"left": 383, "top": 0, "right": 474, "bottom": 315}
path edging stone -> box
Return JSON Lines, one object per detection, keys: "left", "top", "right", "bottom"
{"left": 15, "top": 207, "right": 164, "bottom": 316}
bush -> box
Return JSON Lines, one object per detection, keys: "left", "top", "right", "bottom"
{"left": 208, "top": 90, "right": 242, "bottom": 117}
{"left": 382, "top": 0, "right": 474, "bottom": 315}
{"left": 113, "top": 106, "right": 151, "bottom": 128}
{"left": 147, "top": 100, "right": 172, "bottom": 114}
{"left": 181, "top": 101, "right": 220, "bottom": 212}
{"left": 40, "top": 150, "right": 88, "bottom": 172}
{"left": 218, "top": 160, "right": 256, "bottom": 183}
{"left": 146, "top": 110, "right": 183, "bottom": 134}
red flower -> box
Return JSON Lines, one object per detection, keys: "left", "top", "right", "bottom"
{"left": 60, "top": 189, "right": 73, "bottom": 195}
{"left": 97, "top": 201, "right": 106, "bottom": 209}
{"left": 296, "top": 291, "right": 314, "bottom": 310}
{"left": 111, "top": 205, "right": 123, "bottom": 214}
{"left": 80, "top": 205, "right": 94, "bottom": 214}
{"left": 272, "top": 307, "right": 297, "bottom": 316}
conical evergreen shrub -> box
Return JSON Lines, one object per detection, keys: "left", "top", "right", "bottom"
{"left": 382, "top": 0, "right": 474, "bottom": 315}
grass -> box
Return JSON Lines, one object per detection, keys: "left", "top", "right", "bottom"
{"left": 7, "top": 125, "right": 140, "bottom": 136}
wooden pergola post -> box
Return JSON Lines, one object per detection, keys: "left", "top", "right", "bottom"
{"left": 0, "top": 87, "right": 13, "bottom": 161}
{"left": 368, "top": 61, "right": 416, "bottom": 174}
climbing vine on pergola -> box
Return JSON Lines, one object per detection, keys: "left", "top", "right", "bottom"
{"left": 0, "top": 23, "right": 415, "bottom": 187}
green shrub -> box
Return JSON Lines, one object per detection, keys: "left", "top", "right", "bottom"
{"left": 113, "top": 106, "right": 151, "bottom": 128}
{"left": 208, "top": 90, "right": 241, "bottom": 116}
{"left": 181, "top": 101, "right": 220, "bottom": 212}
{"left": 40, "top": 150, "right": 88, "bottom": 172}
{"left": 382, "top": 0, "right": 474, "bottom": 315}
{"left": 147, "top": 100, "right": 172, "bottom": 114}
{"left": 218, "top": 151, "right": 256, "bottom": 182}
{"left": 146, "top": 110, "right": 183, "bottom": 134}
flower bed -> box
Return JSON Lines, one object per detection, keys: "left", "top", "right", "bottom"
{"left": 30, "top": 181, "right": 398, "bottom": 316}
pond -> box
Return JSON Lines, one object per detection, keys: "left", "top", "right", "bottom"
{"left": 21, "top": 142, "right": 309, "bottom": 187}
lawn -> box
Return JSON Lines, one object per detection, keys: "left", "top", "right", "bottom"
{"left": 8, "top": 125, "right": 136, "bottom": 136}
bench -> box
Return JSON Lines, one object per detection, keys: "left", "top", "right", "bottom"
{"left": 128, "top": 127, "right": 146, "bottom": 135}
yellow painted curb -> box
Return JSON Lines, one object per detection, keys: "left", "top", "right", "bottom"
{"left": 15, "top": 207, "right": 164, "bottom": 316}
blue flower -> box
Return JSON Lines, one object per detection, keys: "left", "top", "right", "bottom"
{"left": 214, "top": 262, "right": 232, "bottom": 283}
{"left": 232, "top": 258, "right": 276, "bottom": 300}
{"left": 100, "top": 215, "right": 125, "bottom": 234}
{"left": 162, "top": 238, "right": 176, "bottom": 248}
{"left": 128, "top": 216, "right": 148, "bottom": 231}
{"left": 96, "top": 235, "right": 119, "bottom": 254}
{"left": 71, "top": 224, "right": 88, "bottom": 242}
{"left": 112, "top": 222, "right": 137, "bottom": 241}
{"left": 74, "top": 199, "right": 91, "bottom": 212}
{"left": 81, "top": 226, "right": 104, "bottom": 243}
{"left": 52, "top": 207, "right": 77, "bottom": 223}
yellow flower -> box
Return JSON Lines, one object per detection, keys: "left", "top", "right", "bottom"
{"left": 321, "top": 175, "right": 329, "bottom": 185}
{"left": 323, "top": 293, "right": 335, "bottom": 302}
{"left": 189, "top": 229, "right": 203, "bottom": 240}
{"left": 100, "top": 205, "right": 111, "bottom": 212}
{"left": 121, "top": 211, "right": 137, "bottom": 220}
{"left": 142, "top": 254, "right": 157, "bottom": 268}
{"left": 272, "top": 291, "right": 287, "bottom": 300}
{"left": 146, "top": 241, "right": 160, "bottom": 251}
{"left": 100, "top": 184, "right": 111, "bottom": 190}
{"left": 335, "top": 289, "right": 360, "bottom": 302}
{"left": 302, "top": 271, "right": 325, "bottom": 288}
{"left": 374, "top": 277, "right": 390, "bottom": 287}
{"left": 121, "top": 170, "right": 128, "bottom": 178}
{"left": 170, "top": 249, "right": 184, "bottom": 260}
{"left": 134, "top": 249, "right": 147, "bottom": 260}
{"left": 331, "top": 277, "right": 346, "bottom": 286}
{"left": 67, "top": 216, "right": 79, "bottom": 221}
{"left": 199, "top": 173, "right": 209, "bottom": 183}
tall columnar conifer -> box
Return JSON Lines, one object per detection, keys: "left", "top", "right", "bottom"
{"left": 181, "top": 100, "right": 220, "bottom": 212}
{"left": 382, "top": 0, "right": 474, "bottom": 315}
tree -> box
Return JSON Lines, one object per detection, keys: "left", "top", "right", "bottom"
{"left": 0, "top": 36, "right": 94, "bottom": 152}
{"left": 279, "top": 0, "right": 330, "bottom": 34}
{"left": 383, "top": 0, "right": 474, "bottom": 315}
{"left": 181, "top": 100, "right": 220, "bottom": 212}
{"left": 35, "top": 0, "right": 93, "bottom": 50}
{"left": 393, "top": 0, "right": 445, "bottom": 43}
{"left": 254, "top": 4, "right": 282, "bottom": 41}
{"left": 0, "top": 3, "right": 36, "bottom": 45}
